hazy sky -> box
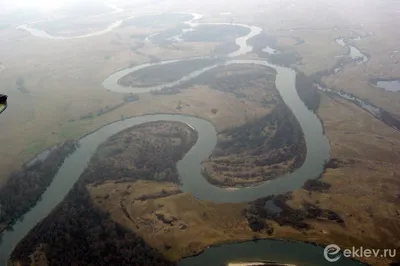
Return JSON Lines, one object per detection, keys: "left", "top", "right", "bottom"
{"left": 0, "top": 0, "right": 92, "bottom": 11}
{"left": 0, "top": 0, "right": 65, "bottom": 10}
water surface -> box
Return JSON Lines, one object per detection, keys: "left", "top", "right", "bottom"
{"left": 336, "top": 38, "right": 368, "bottom": 63}
{"left": 377, "top": 80, "right": 400, "bottom": 92}
{"left": 179, "top": 241, "right": 364, "bottom": 266}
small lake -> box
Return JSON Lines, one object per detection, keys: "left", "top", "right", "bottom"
{"left": 262, "top": 46, "right": 280, "bottom": 55}
{"left": 376, "top": 80, "right": 400, "bottom": 92}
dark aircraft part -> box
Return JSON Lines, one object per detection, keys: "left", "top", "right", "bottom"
{"left": 0, "top": 103, "right": 7, "bottom": 115}
{"left": 0, "top": 94, "right": 7, "bottom": 102}
{"left": 0, "top": 94, "right": 8, "bottom": 114}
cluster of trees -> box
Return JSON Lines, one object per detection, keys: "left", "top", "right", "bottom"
{"left": 118, "top": 58, "right": 217, "bottom": 88}
{"left": 123, "top": 93, "right": 140, "bottom": 103}
{"left": 267, "top": 51, "right": 302, "bottom": 66}
{"left": 244, "top": 193, "right": 344, "bottom": 232}
{"left": 80, "top": 102, "right": 129, "bottom": 121}
{"left": 181, "top": 25, "right": 250, "bottom": 43}
{"left": 212, "top": 42, "right": 240, "bottom": 56}
{"left": 11, "top": 182, "right": 175, "bottom": 266}
{"left": 207, "top": 102, "right": 306, "bottom": 186}
{"left": 244, "top": 196, "right": 275, "bottom": 233}
{"left": 82, "top": 122, "right": 198, "bottom": 186}
{"left": 295, "top": 72, "right": 321, "bottom": 111}
{"left": 303, "top": 203, "right": 344, "bottom": 224}
{"left": 248, "top": 33, "right": 303, "bottom": 65}
{"left": 246, "top": 32, "right": 277, "bottom": 52}
{"left": 302, "top": 179, "right": 331, "bottom": 193}
{"left": 197, "top": 65, "right": 275, "bottom": 98}
{"left": 0, "top": 141, "right": 78, "bottom": 230}
{"left": 174, "top": 64, "right": 277, "bottom": 100}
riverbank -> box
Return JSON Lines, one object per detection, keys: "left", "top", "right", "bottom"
{"left": 274, "top": 94, "right": 400, "bottom": 265}
{"left": 0, "top": 140, "right": 78, "bottom": 233}
{"left": 117, "top": 58, "right": 220, "bottom": 88}
{"left": 6, "top": 93, "right": 398, "bottom": 266}
{"left": 9, "top": 121, "right": 198, "bottom": 265}
{"left": 174, "top": 64, "right": 307, "bottom": 188}
{"left": 4, "top": 111, "right": 322, "bottom": 265}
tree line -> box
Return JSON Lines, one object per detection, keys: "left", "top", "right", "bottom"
{"left": 11, "top": 182, "right": 175, "bottom": 266}
{"left": 10, "top": 122, "right": 198, "bottom": 265}
{"left": 0, "top": 140, "right": 78, "bottom": 232}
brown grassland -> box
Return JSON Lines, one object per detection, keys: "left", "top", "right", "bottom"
{"left": 87, "top": 93, "right": 400, "bottom": 266}
{"left": 245, "top": 0, "right": 400, "bottom": 118}
{"left": 0, "top": 24, "right": 218, "bottom": 186}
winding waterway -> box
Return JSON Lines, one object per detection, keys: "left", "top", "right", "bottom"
{"left": 104, "top": 57, "right": 331, "bottom": 203}
{"left": 16, "top": 4, "right": 127, "bottom": 39}
{"left": 16, "top": 20, "right": 124, "bottom": 39}
{"left": 3, "top": 12, "right": 366, "bottom": 266}
{"left": 336, "top": 37, "right": 368, "bottom": 63}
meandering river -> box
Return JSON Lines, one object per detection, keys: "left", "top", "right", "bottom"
{"left": 3, "top": 12, "right": 365, "bottom": 266}
{"left": 336, "top": 37, "right": 368, "bottom": 63}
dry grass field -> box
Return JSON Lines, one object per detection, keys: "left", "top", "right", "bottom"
{"left": 89, "top": 180, "right": 249, "bottom": 261}
{"left": 284, "top": 93, "right": 400, "bottom": 265}
{"left": 247, "top": 0, "right": 400, "bottom": 117}
{"left": 0, "top": 20, "right": 218, "bottom": 185}
{"left": 86, "top": 93, "right": 400, "bottom": 266}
